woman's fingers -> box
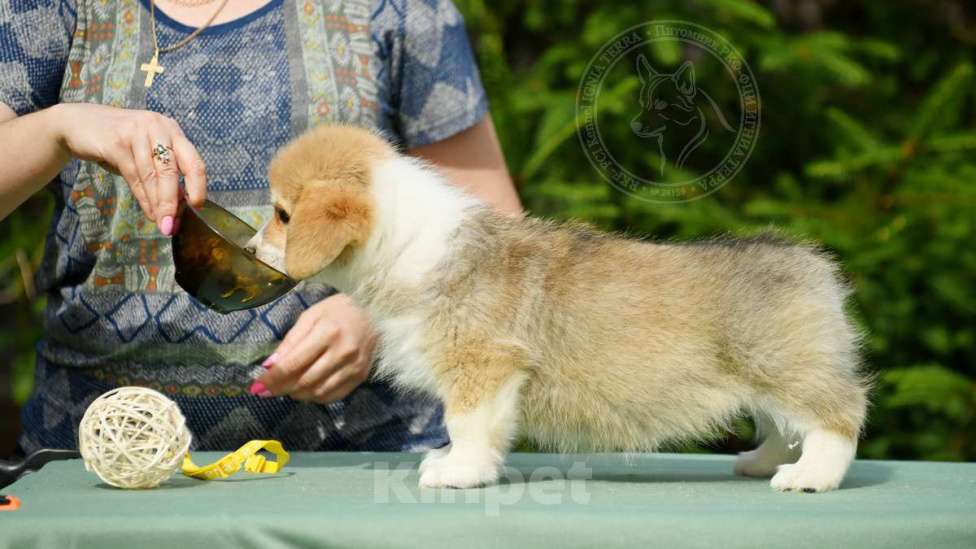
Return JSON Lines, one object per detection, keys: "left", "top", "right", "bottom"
{"left": 59, "top": 106, "right": 205, "bottom": 228}
{"left": 287, "top": 336, "right": 367, "bottom": 402}
{"left": 292, "top": 337, "right": 361, "bottom": 397}
{"left": 149, "top": 134, "right": 179, "bottom": 236}
{"left": 252, "top": 307, "right": 325, "bottom": 397}
{"left": 253, "top": 295, "right": 375, "bottom": 401}
{"left": 128, "top": 176, "right": 155, "bottom": 222}
{"left": 130, "top": 138, "right": 157, "bottom": 220}
{"left": 251, "top": 328, "right": 329, "bottom": 395}
{"left": 172, "top": 132, "right": 207, "bottom": 209}
{"left": 259, "top": 322, "right": 337, "bottom": 395}
{"left": 315, "top": 376, "right": 364, "bottom": 404}
{"left": 106, "top": 150, "right": 152, "bottom": 220}
{"left": 290, "top": 357, "right": 365, "bottom": 404}
{"left": 310, "top": 357, "right": 369, "bottom": 403}
{"left": 288, "top": 348, "right": 345, "bottom": 401}
{"left": 268, "top": 307, "right": 320, "bottom": 367}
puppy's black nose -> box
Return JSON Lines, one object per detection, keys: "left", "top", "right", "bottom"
{"left": 244, "top": 245, "right": 257, "bottom": 255}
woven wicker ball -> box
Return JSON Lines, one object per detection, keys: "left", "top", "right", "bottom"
{"left": 78, "top": 387, "right": 192, "bottom": 489}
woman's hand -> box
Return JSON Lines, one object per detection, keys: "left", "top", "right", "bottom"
{"left": 250, "top": 293, "right": 377, "bottom": 403}
{"left": 51, "top": 103, "right": 206, "bottom": 235}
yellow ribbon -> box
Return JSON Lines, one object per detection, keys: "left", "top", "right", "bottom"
{"left": 181, "top": 440, "right": 290, "bottom": 480}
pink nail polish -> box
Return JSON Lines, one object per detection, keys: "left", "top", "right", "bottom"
{"left": 257, "top": 390, "right": 273, "bottom": 398}
{"left": 159, "top": 215, "right": 174, "bottom": 236}
{"left": 249, "top": 381, "right": 268, "bottom": 396}
{"left": 262, "top": 353, "right": 279, "bottom": 369}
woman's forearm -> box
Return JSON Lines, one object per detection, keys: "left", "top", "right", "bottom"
{"left": 0, "top": 102, "right": 208, "bottom": 232}
{"left": 0, "top": 103, "right": 71, "bottom": 220}
{"left": 408, "top": 117, "right": 522, "bottom": 215}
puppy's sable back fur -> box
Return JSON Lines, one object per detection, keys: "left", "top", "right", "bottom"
{"left": 254, "top": 125, "right": 870, "bottom": 493}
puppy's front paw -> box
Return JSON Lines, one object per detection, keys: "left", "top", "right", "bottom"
{"left": 770, "top": 462, "right": 843, "bottom": 493}
{"left": 418, "top": 444, "right": 451, "bottom": 476}
{"left": 418, "top": 450, "right": 499, "bottom": 489}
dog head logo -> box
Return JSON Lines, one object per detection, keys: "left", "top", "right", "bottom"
{"left": 630, "top": 54, "right": 736, "bottom": 176}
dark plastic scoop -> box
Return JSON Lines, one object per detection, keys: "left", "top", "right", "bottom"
{"left": 0, "top": 449, "right": 80, "bottom": 489}
{"left": 172, "top": 200, "right": 297, "bottom": 313}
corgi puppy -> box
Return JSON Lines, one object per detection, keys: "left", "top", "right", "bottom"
{"left": 247, "top": 125, "right": 869, "bottom": 493}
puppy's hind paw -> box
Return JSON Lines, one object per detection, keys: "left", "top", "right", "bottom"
{"left": 418, "top": 452, "right": 499, "bottom": 489}
{"left": 734, "top": 449, "right": 786, "bottom": 478}
{"left": 770, "top": 463, "right": 843, "bottom": 493}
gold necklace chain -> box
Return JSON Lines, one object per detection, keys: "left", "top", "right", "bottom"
{"left": 140, "top": 0, "right": 231, "bottom": 87}
{"left": 151, "top": 0, "right": 231, "bottom": 53}
{"left": 164, "top": 0, "right": 221, "bottom": 7}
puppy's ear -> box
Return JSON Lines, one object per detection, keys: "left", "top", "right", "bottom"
{"left": 284, "top": 183, "right": 373, "bottom": 279}
{"left": 673, "top": 60, "right": 696, "bottom": 97}
{"left": 636, "top": 54, "right": 656, "bottom": 84}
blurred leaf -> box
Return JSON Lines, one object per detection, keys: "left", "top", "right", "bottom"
{"left": 884, "top": 365, "right": 974, "bottom": 421}
{"left": 758, "top": 32, "right": 874, "bottom": 86}
{"left": 907, "top": 62, "right": 974, "bottom": 141}
{"left": 826, "top": 108, "right": 882, "bottom": 151}
{"left": 700, "top": 0, "right": 775, "bottom": 28}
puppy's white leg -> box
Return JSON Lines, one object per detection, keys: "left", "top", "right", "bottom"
{"left": 734, "top": 416, "right": 800, "bottom": 478}
{"left": 770, "top": 428, "right": 856, "bottom": 493}
{"left": 418, "top": 444, "right": 451, "bottom": 475}
{"left": 419, "top": 374, "right": 526, "bottom": 489}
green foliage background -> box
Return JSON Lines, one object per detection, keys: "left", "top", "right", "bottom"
{"left": 1, "top": 0, "right": 973, "bottom": 460}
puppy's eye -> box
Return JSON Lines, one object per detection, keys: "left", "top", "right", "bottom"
{"left": 276, "top": 207, "right": 290, "bottom": 224}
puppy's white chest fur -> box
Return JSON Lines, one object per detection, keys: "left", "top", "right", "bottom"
{"left": 319, "top": 156, "right": 477, "bottom": 397}
{"left": 372, "top": 313, "right": 439, "bottom": 394}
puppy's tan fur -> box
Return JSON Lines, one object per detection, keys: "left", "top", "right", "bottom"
{"left": 250, "top": 125, "right": 870, "bottom": 493}
{"left": 259, "top": 128, "right": 389, "bottom": 279}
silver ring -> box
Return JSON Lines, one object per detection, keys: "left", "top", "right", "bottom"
{"left": 152, "top": 143, "right": 173, "bottom": 165}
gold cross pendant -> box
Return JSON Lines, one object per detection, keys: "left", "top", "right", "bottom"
{"left": 140, "top": 50, "right": 164, "bottom": 88}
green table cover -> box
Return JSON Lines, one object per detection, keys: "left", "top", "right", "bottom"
{"left": 1, "top": 452, "right": 974, "bottom": 548}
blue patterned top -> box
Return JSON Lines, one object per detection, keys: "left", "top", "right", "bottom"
{"left": 0, "top": 0, "right": 487, "bottom": 453}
